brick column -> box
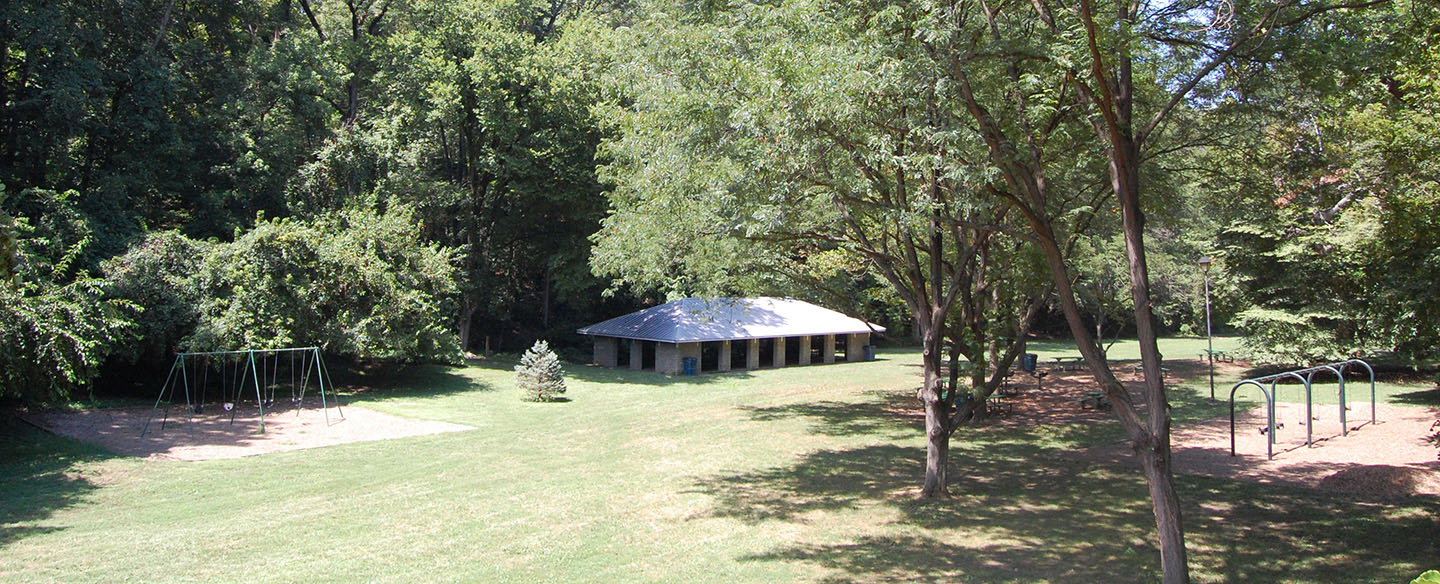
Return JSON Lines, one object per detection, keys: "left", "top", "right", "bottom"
{"left": 847, "top": 333, "right": 867, "bottom": 361}
{"left": 593, "top": 336, "right": 618, "bottom": 367}
{"left": 798, "top": 336, "right": 812, "bottom": 365}
{"left": 656, "top": 342, "right": 680, "bottom": 375}
{"left": 822, "top": 334, "right": 836, "bottom": 363}
{"left": 629, "top": 340, "right": 643, "bottom": 370}
{"left": 718, "top": 340, "right": 732, "bottom": 371}
{"left": 773, "top": 337, "right": 786, "bottom": 368}
{"left": 747, "top": 339, "right": 760, "bottom": 370}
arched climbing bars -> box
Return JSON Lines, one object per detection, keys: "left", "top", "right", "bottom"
{"left": 1229, "top": 359, "right": 1375, "bottom": 460}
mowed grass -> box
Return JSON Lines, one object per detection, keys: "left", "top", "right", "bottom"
{"left": 2, "top": 339, "right": 1436, "bottom": 583}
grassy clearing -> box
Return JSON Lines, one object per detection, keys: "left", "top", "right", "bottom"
{"left": 2, "top": 339, "right": 1436, "bottom": 583}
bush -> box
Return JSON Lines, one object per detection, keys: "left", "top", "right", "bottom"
{"left": 515, "top": 340, "right": 567, "bottom": 402}
{"left": 189, "top": 204, "right": 461, "bottom": 362}
{"left": 0, "top": 186, "right": 133, "bottom": 406}
{"left": 101, "top": 231, "right": 209, "bottom": 367}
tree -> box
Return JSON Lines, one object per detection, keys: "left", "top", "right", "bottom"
{"left": 0, "top": 185, "right": 133, "bottom": 405}
{"left": 0, "top": 1, "right": 276, "bottom": 249}
{"left": 515, "top": 339, "right": 566, "bottom": 401}
{"left": 101, "top": 231, "right": 209, "bottom": 371}
{"left": 189, "top": 204, "right": 460, "bottom": 362}
{"left": 277, "top": 0, "right": 621, "bottom": 351}
{"left": 595, "top": 0, "right": 1055, "bottom": 499}
{"left": 1207, "top": 0, "right": 1438, "bottom": 365}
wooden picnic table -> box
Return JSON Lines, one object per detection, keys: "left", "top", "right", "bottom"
{"left": 1200, "top": 349, "right": 1233, "bottom": 363}
{"left": 1052, "top": 356, "right": 1084, "bottom": 371}
{"left": 1079, "top": 390, "right": 1110, "bottom": 410}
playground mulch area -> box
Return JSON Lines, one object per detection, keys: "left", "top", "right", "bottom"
{"left": 983, "top": 360, "right": 1439, "bottom": 498}
{"left": 1080, "top": 401, "right": 1440, "bottom": 498}
{"left": 23, "top": 399, "right": 474, "bottom": 461}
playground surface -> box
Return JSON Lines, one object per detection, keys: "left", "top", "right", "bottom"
{"left": 22, "top": 399, "right": 474, "bottom": 461}
{"left": 1080, "top": 402, "right": 1440, "bottom": 498}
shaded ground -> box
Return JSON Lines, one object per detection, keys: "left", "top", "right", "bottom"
{"left": 962, "top": 360, "right": 1440, "bottom": 498}
{"left": 22, "top": 398, "right": 473, "bottom": 461}
{"left": 1081, "top": 401, "right": 1440, "bottom": 497}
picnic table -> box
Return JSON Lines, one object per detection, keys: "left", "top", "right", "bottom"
{"left": 1079, "top": 390, "right": 1110, "bottom": 410}
{"left": 1129, "top": 364, "right": 1171, "bottom": 377}
{"left": 1052, "top": 356, "right": 1084, "bottom": 371}
{"left": 1199, "top": 349, "right": 1233, "bottom": 363}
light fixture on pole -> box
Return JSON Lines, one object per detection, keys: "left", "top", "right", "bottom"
{"left": 1199, "top": 256, "right": 1215, "bottom": 401}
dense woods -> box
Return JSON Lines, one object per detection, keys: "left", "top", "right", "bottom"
{"left": 1, "top": 0, "right": 635, "bottom": 402}
{"left": 2, "top": 1, "right": 1436, "bottom": 580}
{"left": 1, "top": 0, "right": 1433, "bottom": 397}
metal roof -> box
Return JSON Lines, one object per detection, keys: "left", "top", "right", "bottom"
{"left": 576, "top": 297, "right": 885, "bottom": 343}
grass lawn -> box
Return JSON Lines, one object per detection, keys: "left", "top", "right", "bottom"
{"left": 2, "top": 338, "right": 1436, "bottom": 583}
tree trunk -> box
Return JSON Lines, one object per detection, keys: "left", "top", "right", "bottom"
{"left": 540, "top": 263, "right": 552, "bottom": 329}
{"left": 1023, "top": 209, "right": 1187, "bottom": 578}
{"left": 458, "top": 302, "right": 477, "bottom": 355}
{"left": 1113, "top": 136, "right": 1190, "bottom": 583}
{"left": 918, "top": 310, "right": 950, "bottom": 499}
{"left": 921, "top": 394, "right": 950, "bottom": 498}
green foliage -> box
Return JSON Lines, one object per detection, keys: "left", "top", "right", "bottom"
{"left": 101, "top": 231, "right": 209, "bottom": 367}
{"left": 514, "top": 340, "right": 566, "bottom": 402}
{"left": 1205, "top": 1, "right": 1440, "bottom": 364}
{"left": 1232, "top": 308, "right": 1346, "bottom": 365}
{"left": 190, "top": 205, "right": 460, "bottom": 362}
{"left": 0, "top": 185, "right": 132, "bottom": 405}
{"left": 1414, "top": 570, "right": 1440, "bottom": 584}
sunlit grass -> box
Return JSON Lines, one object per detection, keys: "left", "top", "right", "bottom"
{"left": 1, "top": 338, "right": 1435, "bottom": 583}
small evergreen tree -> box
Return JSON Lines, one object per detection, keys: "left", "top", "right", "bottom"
{"left": 515, "top": 340, "right": 567, "bottom": 402}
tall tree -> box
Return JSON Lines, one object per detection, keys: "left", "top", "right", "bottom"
{"left": 1205, "top": 0, "right": 1437, "bottom": 364}
{"left": 957, "top": 0, "right": 1390, "bottom": 580}
{"left": 595, "top": 0, "right": 1057, "bottom": 499}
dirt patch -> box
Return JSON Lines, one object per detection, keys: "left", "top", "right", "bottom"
{"left": 1319, "top": 465, "right": 1440, "bottom": 498}
{"left": 23, "top": 399, "right": 473, "bottom": 462}
{"left": 1080, "top": 401, "right": 1440, "bottom": 498}
{"left": 972, "top": 361, "right": 1439, "bottom": 498}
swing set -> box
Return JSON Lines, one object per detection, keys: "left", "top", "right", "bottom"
{"left": 1228, "top": 358, "right": 1376, "bottom": 460}
{"left": 141, "top": 347, "right": 343, "bottom": 437}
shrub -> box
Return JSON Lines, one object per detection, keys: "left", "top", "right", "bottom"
{"left": 101, "top": 231, "right": 209, "bottom": 367}
{"left": 515, "top": 340, "right": 567, "bottom": 402}
{"left": 189, "top": 204, "right": 461, "bottom": 362}
{"left": 0, "top": 186, "right": 133, "bottom": 406}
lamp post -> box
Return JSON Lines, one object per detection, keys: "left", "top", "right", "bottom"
{"left": 1199, "top": 256, "right": 1215, "bottom": 401}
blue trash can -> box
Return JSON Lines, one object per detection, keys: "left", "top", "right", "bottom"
{"left": 682, "top": 356, "right": 698, "bottom": 375}
{"left": 862, "top": 345, "right": 876, "bottom": 361}
{"left": 1022, "top": 353, "right": 1038, "bottom": 373}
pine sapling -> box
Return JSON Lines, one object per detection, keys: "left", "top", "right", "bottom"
{"left": 516, "top": 340, "right": 567, "bottom": 402}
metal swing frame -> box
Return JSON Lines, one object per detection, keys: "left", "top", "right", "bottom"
{"left": 141, "top": 347, "right": 343, "bottom": 436}
{"left": 1228, "top": 358, "right": 1376, "bottom": 460}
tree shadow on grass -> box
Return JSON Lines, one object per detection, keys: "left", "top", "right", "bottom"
{"left": 697, "top": 431, "right": 1440, "bottom": 582}
{"left": 1392, "top": 388, "right": 1440, "bottom": 407}
{"left": 688, "top": 444, "right": 920, "bottom": 523}
{"left": 562, "top": 362, "right": 754, "bottom": 386}
{"left": 701, "top": 439, "right": 1164, "bottom": 581}
{"left": 338, "top": 363, "right": 496, "bottom": 402}
{"left": 0, "top": 417, "right": 115, "bottom": 547}
{"left": 1186, "top": 474, "right": 1440, "bottom": 582}
{"left": 737, "top": 390, "right": 922, "bottom": 439}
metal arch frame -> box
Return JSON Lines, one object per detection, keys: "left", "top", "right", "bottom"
{"left": 1228, "top": 358, "right": 1376, "bottom": 460}
{"left": 142, "top": 347, "right": 344, "bottom": 437}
